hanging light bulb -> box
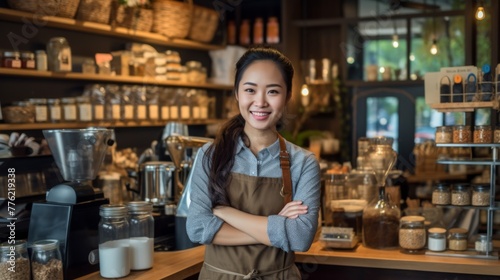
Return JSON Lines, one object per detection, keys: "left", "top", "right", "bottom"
{"left": 430, "top": 39, "right": 438, "bottom": 55}
{"left": 392, "top": 34, "right": 399, "bottom": 48}
{"left": 300, "top": 84, "right": 310, "bottom": 107}
{"left": 475, "top": 6, "right": 485, "bottom": 20}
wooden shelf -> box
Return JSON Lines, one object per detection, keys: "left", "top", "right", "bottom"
{"left": 0, "top": 68, "right": 233, "bottom": 90}
{"left": 344, "top": 80, "right": 424, "bottom": 87}
{"left": 0, "top": 8, "right": 225, "bottom": 51}
{"left": 0, "top": 119, "right": 224, "bottom": 131}
{"left": 429, "top": 102, "right": 495, "bottom": 112}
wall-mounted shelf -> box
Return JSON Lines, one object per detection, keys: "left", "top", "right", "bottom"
{"left": 0, "top": 68, "right": 233, "bottom": 91}
{"left": 428, "top": 102, "right": 495, "bottom": 112}
{"left": 0, "top": 8, "right": 225, "bottom": 51}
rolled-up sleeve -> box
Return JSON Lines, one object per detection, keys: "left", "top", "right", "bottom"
{"left": 267, "top": 151, "right": 321, "bottom": 252}
{"left": 186, "top": 145, "right": 224, "bottom": 244}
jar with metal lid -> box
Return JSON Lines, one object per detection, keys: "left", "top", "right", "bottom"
{"left": 29, "top": 98, "right": 48, "bottom": 123}
{"left": 399, "top": 216, "right": 426, "bottom": 254}
{"left": 448, "top": 228, "right": 468, "bottom": 251}
{"left": 435, "top": 126, "right": 452, "bottom": 143}
{"left": 30, "top": 239, "right": 63, "bottom": 280}
{"left": 427, "top": 227, "right": 447, "bottom": 252}
{"left": 98, "top": 204, "right": 130, "bottom": 278}
{"left": 21, "top": 51, "right": 35, "bottom": 69}
{"left": 47, "top": 37, "right": 72, "bottom": 72}
{"left": 76, "top": 96, "right": 92, "bottom": 122}
{"left": 127, "top": 201, "right": 154, "bottom": 270}
{"left": 2, "top": 51, "right": 22, "bottom": 69}
{"left": 475, "top": 234, "right": 493, "bottom": 254}
{"left": 453, "top": 125, "right": 471, "bottom": 143}
{"left": 473, "top": 125, "right": 492, "bottom": 143}
{"left": 186, "top": 61, "right": 202, "bottom": 83}
{"left": 47, "top": 99, "right": 61, "bottom": 123}
{"left": 451, "top": 184, "right": 471, "bottom": 206}
{"left": 472, "top": 184, "right": 490, "bottom": 206}
{"left": 0, "top": 240, "right": 30, "bottom": 280}
{"left": 61, "top": 97, "right": 77, "bottom": 122}
{"left": 35, "top": 50, "right": 47, "bottom": 71}
{"left": 432, "top": 183, "right": 451, "bottom": 205}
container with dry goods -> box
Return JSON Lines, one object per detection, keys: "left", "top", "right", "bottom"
{"left": 30, "top": 239, "right": 64, "bottom": 280}
{"left": 432, "top": 183, "right": 451, "bottom": 205}
{"left": 475, "top": 234, "right": 493, "bottom": 254}
{"left": 451, "top": 183, "right": 471, "bottom": 206}
{"left": 399, "top": 216, "right": 426, "bottom": 254}
{"left": 448, "top": 228, "right": 468, "bottom": 251}
{"left": 453, "top": 125, "right": 471, "bottom": 143}
{"left": 494, "top": 127, "right": 500, "bottom": 143}
{"left": 0, "top": 240, "right": 30, "bottom": 280}
{"left": 471, "top": 184, "right": 490, "bottom": 206}
{"left": 427, "top": 227, "right": 447, "bottom": 252}
{"left": 435, "top": 126, "right": 452, "bottom": 143}
{"left": 473, "top": 125, "right": 492, "bottom": 143}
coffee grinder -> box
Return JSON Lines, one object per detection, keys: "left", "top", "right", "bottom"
{"left": 28, "top": 128, "right": 114, "bottom": 279}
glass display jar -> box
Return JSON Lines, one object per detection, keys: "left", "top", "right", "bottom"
{"left": 0, "top": 240, "right": 30, "bottom": 280}
{"left": 127, "top": 201, "right": 155, "bottom": 270}
{"left": 46, "top": 37, "right": 72, "bottom": 72}
{"left": 475, "top": 234, "right": 493, "bottom": 254}
{"left": 98, "top": 204, "right": 130, "bottom": 278}
{"left": 30, "top": 239, "right": 63, "bottom": 280}
{"left": 451, "top": 184, "right": 471, "bottom": 206}
{"left": 76, "top": 96, "right": 92, "bottom": 122}
{"left": 29, "top": 98, "right": 48, "bottom": 123}
{"left": 399, "top": 216, "right": 426, "bottom": 254}
{"left": 427, "top": 227, "right": 447, "bottom": 252}
{"left": 35, "top": 50, "right": 48, "bottom": 71}
{"left": 61, "top": 97, "right": 77, "bottom": 122}
{"left": 1, "top": 51, "right": 22, "bottom": 68}
{"left": 448, "top": 228, "right": 468, "bottom": 251}
{"left": 432, "top": 183, "right": 451, "bottom": 205}
{"left": 323, "top": 173, "right": 347, "bottom": 226}
{"left": 47, "top": 98, "right": 61, "bottom": 123}
{"left": 494, "top": 126, "right": 500, "bottom": 143}
{"left": 435, "top": 126, "right": 452, "bottom": 143}
{"left": 21, "top": 51, "right": 36, "bottom": 69}
{"left": 471, "top": 184, "right": 490, "bottom": 206}
{"left": 453, "top": 125, "right": 471, "bottom": 143}
{"left": 473, "top": 125, "right": 492, "bottom": 143}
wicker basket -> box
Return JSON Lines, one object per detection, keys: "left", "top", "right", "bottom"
{"left": 110, "top": 1, "right": 153, "bottom": 32}
{"left": 76, "top": 0, "right": 113, "bottom": 24}
{"left": 188, "top": 4, "right": 219, "bottom": 42}
{"left": 7, "top": 0, "right": 81, "bottom": 19}
{"left": 152, "top": 0, "right": 192, "bottom": 39}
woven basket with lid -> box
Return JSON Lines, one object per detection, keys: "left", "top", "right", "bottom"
{"left": 7, "top": 0, "right": 81, "bottom": 19}
{"left": 188, "top": 4, "right": 219, "bottom": 43}
{"left": 76, "top": 0, "right": 113, "bottom": 24}
{"left": 152, "top": 0, "right": 192, "bottom": 39}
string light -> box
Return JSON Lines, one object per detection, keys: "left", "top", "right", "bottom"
{"left": 475, "top": 5, "right": 485, "bottom": 20}
{"left": 392, "top": 34, "right": 399, "bottom": 48}
{"left": 430, "top": 39, "right": 438, "bottom": 55}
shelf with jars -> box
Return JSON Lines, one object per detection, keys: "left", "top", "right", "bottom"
{"left": 428, "top": 101, "right": 495, "bottom": 113}
{"left": 0, "top": 8, "right": 225, "bottom": 51}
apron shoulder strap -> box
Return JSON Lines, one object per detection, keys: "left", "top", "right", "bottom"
{"left": 278, "top": 134, "right": 292, "bottom": 204}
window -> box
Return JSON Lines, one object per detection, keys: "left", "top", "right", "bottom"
{"left": 366, "top": 97, "right": 399, "bottom": 151}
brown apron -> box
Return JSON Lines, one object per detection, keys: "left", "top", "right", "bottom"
{"left": 199, "top": 172, "right": 301, "bottom": 280}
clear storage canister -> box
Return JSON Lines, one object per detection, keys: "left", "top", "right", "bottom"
{"left": 30, "top": 239, "right": 63, "bottom": 280}
{"left": 61, "top": 97, "right": 77, "bottom": 122}
{"left": 472, "top": 184, "right": 490, "bottom": 206}
{"left": 29, "top": 98, "right": 48, "bottom": 123}
{"left": 46, "top": 37, "right": 72, "bottom": 72}
{"left": 473, "top": 125, "right": 492, "bottom": 143}
{"left": 21, "top": 51, "right": 36, "bottom": 69}
{"left": 47, "top": 98, "right": 61, "bottom": 123}
{"left": 451, "top": 184, "right": 471, "bottom": 206}
{"left": 427, "top": 227, "right": 447, "bottom": 252}
{"left": 127, "top": 201, "right": 154, "bottom": 270}
{"left": 399, "top": 216, "right": 426, "bottom": 254}
{"left": 475, "top": 234, "right": 493, "bottom": 254}
{"left": 435, "top": 126, "right": 452, "bottom": 143}
{"left": 98, "top": 204, "right": 130, "bottom": 278}
{"left": 76, "top": 96, "right": 92, "bottom": 122}
{"left": 432, "top": 183, "right": 451, "bottom": 205}
{"left": 448, "top": 228, "right": 468, "bottom": 251}
{"left": 0, "top": 240, "right": 30, "bottom": 280}
{"left": 453, "top": 125, "right": 471, "bottom": 143}
{"left": 494, "top": 126, "right": 500, "bottom": 143}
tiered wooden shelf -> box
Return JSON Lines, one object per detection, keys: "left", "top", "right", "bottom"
{"left": 428, "top": 101, "right": 495, "bottom": 112}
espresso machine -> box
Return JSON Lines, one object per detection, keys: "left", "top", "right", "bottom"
{"left": 28, "top": 128, "right": 113, "bottom": 280}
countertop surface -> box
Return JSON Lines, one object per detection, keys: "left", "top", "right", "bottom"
{"left": 77, "top": 241, "right": 500, "bottom": 279}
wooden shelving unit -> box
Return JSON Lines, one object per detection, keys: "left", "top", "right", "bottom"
{"left": 428, "top": 101, "right": 495, "bottom": 112}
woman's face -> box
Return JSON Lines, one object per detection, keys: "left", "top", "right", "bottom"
{"left": 236, "top": 60, "right": 288, "bottom": 134}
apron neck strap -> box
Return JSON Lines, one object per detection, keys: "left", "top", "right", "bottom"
{"left": 277, "top": 134, "right": 292, "bottom": 204}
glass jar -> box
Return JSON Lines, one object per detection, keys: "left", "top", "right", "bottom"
{"left": 61, "top": 97, "right": 77, "bottom": 122}
{"left": 134, "top": 86, "right": 147, "bottom": 121}
{"left": 323, "top": 173, "right": 347, "bottom": 226}
{"left": 30, "top": 239, "right": 63, "bottom": 280}
{"left": 46, "top": 37, "right": 72, "bottom": 72}
{"left": 76, "top": 96, "right": 92, "bottom": 122}
{"left": 29, "top": 98, "right": 48, "bottom": 123}
{"left": 451, "top": 184, "right": 471, "bottom": 206}
{"left": 47, "top": 99, "right": 61, "bottom": 123}
{"left": 473, "top": 125, "right": 492, "bottom": 143}
{"left": 432, "top": 183, "right": 451, "bottom": 205}
{"left": 186, "top": 61, "right": 202, "bottom": 83}
{"left": 127, "top": 201, "right": 154, "bottom": 270}
{"left": 494, "top": 126, "right": 500, "bottom": 143}
{"left": 2, "top": 51, "right": 22, "bottom": 68}
{"left": 35, "top": 50, "right": 48, "bottom": 71}
{"left": 21, "top": 51, "right": 36, "bottom": 69}
{"left": 98, "top": 204, "right": 130, "bottom": 278}
{"left": 471, "top": 184, "right": 490, "bottom": 206}
{"left": 362, "top": 187, "right": 401, "bottom": 249}
{"left": 435, "top": 126, "right": 452, "bottom": 143}
{"left": 147, "top": 87, "right": 160, "bottom": 121}
{"left": 475, "top": 234, "right": 493, "bottom": 254}
{"left": 0, "top": 240, "right": 30, "bottom": 280}
{"left": 453, "top": 125, "right": 471, "bottom": 143}
{"left": 427, "top": 227, "right": 447, "bottom": 252}
{"left": 82, "top": 58, "right": 96, "bottom": 74}
{"left": 448, "top": 228, "right": 468, "bottom": 251}
{"left": 399, "top": 216, "right": 426, "bottom": 254}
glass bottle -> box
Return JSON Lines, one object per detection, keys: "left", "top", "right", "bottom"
{"left": 323, "top": 173, "right": 346, "bottom": 226}
{"left": 90, "top": 85, "right": 106, "bottom": 121}
{"left": 178, "top": 89, "right": 190, "bottom": 120}
{"left": 399, "top": 216, "right": 426, "bottom": 254}
{"left": 134, "top": 86, "right": 147, "bottom": 121}
{"left": 127, "top": 201, "right": 155, "bottom": 270}
{"left": 266, "top": 17, "right": 280, "bottom": 44}
{"left": 46, "top": 37, "right": 72, "bottom": 72}
{"left": 189, "top": 89, "right": 201, "bottom": 120}
{"left": 30, "top": 239, "right": 63, "bottom": 280}
{"left": 0, "top": 240, "right": 30, "bottom": 280}
{"left": 427, "top": 227, "right": 447, "bottom": 252}
{"left": 121, "top": 86, "right": 135, "bottom": 121}
{"left": 98, "top": 204, "right": 130, "bottom": 278}
{"left": 47, "top": 98, "right": 61, "bottom": 123}
{"left": 253, "top": 17, "right": 264, "bottom": 44}
{"left": 448, "top": 228, "right": 468, "bottom": 251}
{"left": 147, "top": 86, "right": 160, "bottom": 121}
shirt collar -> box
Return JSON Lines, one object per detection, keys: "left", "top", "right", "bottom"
{"left": 235, "top": 136, "right": 282, "bottom": 159}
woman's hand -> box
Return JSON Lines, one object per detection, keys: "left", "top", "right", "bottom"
{"left": 278, "top": 200, "right": 308, "bottom": 219}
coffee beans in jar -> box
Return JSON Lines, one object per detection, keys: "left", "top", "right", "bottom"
{"left": 448, "top": 228, "right": 468, "bottom": 251}
{"left": 399, "top": 216, "right": 426, "bottom": 254}
{"left": 435, "top": 126, "right": 452, "bottom": 143}
{"left": 451, "top": 184, "right": 471, "bottom": 206}
{"left": 471, "top": 184, "right": 490, "bottom": 206}
{"left": 432, "top": 183, "right": 451, "bottom": 205}
{"left": 473, "top": 125, "right": 492, "bottom": 143}
{"left": 453, "top": 125, "right": 471, "bottom": 143}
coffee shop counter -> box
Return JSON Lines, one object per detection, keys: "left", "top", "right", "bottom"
{"left": 77, "top": 241, "right": 500, "bottom": 279}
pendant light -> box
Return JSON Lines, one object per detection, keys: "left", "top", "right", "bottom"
{"left": 392, "top": 21, "right": 399, "bottom": 48}
{"left": 475, "top": 0, "right": 485, "bottom": 20}
{"left": 429, "top": 3, "right": 438, "bottom": 55}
